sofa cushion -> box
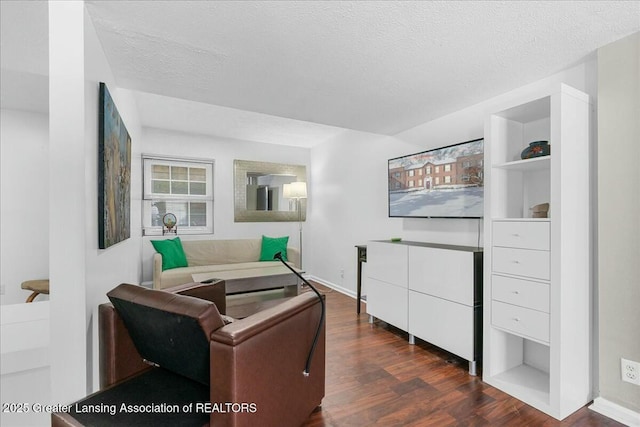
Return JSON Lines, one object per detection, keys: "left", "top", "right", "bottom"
{"left": 151, "top": 237, "right": 188, "bottom": 271}
{"left": 157, "top": 261, "right": 296, "bottom": 290}
{"left": 161, "top": 261, "right": 284, "bottom": 283}
{"left": 183, "top": 238, "right": 262, "bottom": 266}
{"left": 107, "top": 284, "right": 225, "bottom": 385}
{"left": 259, "top": 235, "right": 289, "bottom": 262}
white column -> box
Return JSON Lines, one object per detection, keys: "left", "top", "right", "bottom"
{"left": 49, "top": 0, "right": 87, "bottom": 402}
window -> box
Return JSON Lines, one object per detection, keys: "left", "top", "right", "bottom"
{"left": 418, "top": 179, "right": 423, "bottom": 186}
{"left": 435, "top": 177, "right": 440, "bottom": 185}
{"left": 408, "top": 180, "right": 414, "bottom": 187}
{"left": 418, "top": 169, "right": 423, "bottom": 176}
{"left": 394, "top": 172, "right": 401, "bottom": 178}
{"left": 444, "top": 175, "right": 451, "bottom": 183}
{"left": 463, "top": 161, "right": 471, "bottom": 168}
{"left": 408, "top": 170, "right": 415, "bottom": 177}
{"left": 435, "top": 166, "right": 440, "bottom": 173}
{"left": 426, "top": 166, "right": 432, "bottom": 174}
{"left": 143, "top": 156, "right": 214, "bottom": 235}
{"left": 444, "top": 164, "right": 451, "bottom": 172}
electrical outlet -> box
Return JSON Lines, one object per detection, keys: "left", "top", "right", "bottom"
{"left": 621, "top": 358, "right": 640, "bottom": 385}
{"left": 340, "top": 269, "right": 344, "bottom": 279}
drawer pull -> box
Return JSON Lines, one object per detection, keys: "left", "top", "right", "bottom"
{"left": 512, "top": 233, "right": 520, "bottom": 237}
{"left": 512, "top": 260, "right": 520, "bottom": 264}
{"left": 513, "top": 317, "right": 520, "bottom": 322}
{"left": 513, "top": 291, "right": 519, "bottom": 295}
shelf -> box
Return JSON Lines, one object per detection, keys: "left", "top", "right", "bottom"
{"left": 491, "top": 323, "right": 551, "bottom": 346}
{"left": 491, "top": 364, "right": 550, "bottom": 405}
{"left": 484, "top": 83, "right": 592, "bottom": 420}
{"left": 493, "top": 156, "right": 551, "bottom": 172}
{"left": 494, "top": 96, "right": 551, "bottom": 123}
{"left": 492, "top": 217, "right": 550, "bottom": 222}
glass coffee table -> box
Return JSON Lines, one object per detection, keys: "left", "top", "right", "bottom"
{"left": 191, "top": 266, "right": 302, "bottom": 295}
{"left": 192, "top": 267, "right": 304, "bottom": 319}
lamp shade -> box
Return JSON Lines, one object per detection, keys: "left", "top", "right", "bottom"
{"left": 282, "top": 183, "right": 292, "bottom": 199}
{"left": 284, "top": 181, "right": 307, "bottom": 199}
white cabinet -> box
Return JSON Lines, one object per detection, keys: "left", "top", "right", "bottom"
{"left": 367, "top": 279, "right": 408, "bottom": 331}
{"left": 365, "top": 241, "right": 408, "bottom": 331}
{"left": 483, "top": 83, "right": 591, "bottom": 420}
{"left": 366, "top": 240, "right": 482, "bottom": 374}
{"left": 408, "top": 246, "right": 477, "bottom": 306}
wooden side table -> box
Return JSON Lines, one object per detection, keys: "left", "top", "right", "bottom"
{"left": 355, "top": 245, "right": 367, "bottom": 314}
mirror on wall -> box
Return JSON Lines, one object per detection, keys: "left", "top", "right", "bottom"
{"left": 234, "top": 160, "right": 307, "bottom": 222}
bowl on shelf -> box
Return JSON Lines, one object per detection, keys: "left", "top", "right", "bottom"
{"left": 521, "top": 140, "right": 550, "bottom": 160}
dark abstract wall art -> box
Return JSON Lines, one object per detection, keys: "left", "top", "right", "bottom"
{"left": 98, "top": 82, "right": 131, "bottom": 249}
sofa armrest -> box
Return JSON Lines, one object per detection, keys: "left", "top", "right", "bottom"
{"left": 152, "top": 253, "right": 163, "bottom": 289}
{"left": 209, "top": 292, "right": 325, "bottom": 427}
{"left": 287, "top": 246, "right": 300, "bottom": 269}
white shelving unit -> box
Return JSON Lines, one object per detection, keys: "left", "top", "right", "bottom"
{"left": 483, "top": 83, "right": 592, "bottom": 420}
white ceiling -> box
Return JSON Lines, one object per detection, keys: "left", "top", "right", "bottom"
{"left": 2, "top": 1, "right": 639, "bottom": 146}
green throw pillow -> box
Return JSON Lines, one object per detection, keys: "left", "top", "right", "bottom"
{"left": 260, "top": 235, "right": 288, "bottom": 262}
{"left": 151, "top": 237, "right": 188, "bottom": 271}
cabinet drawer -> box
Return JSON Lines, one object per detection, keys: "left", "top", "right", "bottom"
{"left": 408, "top": 246, "right": 476, "bottom": 306}
{"left": 408, "top": 291, "right": 477, "bottom": 361}
{"left": 492, "top": 300, "right": 549, "bottom": 343}
{"left": 492, "top": 247, "right": 550, "bottom": 280}
{"left": 367, "top": 278, "right": 408, "bottom": 330}
{"left": 493, "top": 221, "right": 550, "bottom": 250}
{"left": 492, "top": 275, "right": 549, "bottom": 313}
{"left": 366, "top": 242, "right": 408, "bottom": 288}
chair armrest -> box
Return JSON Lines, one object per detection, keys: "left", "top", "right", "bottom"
{"left": 210, "top": 292, "right": 320, "bottom": 345}
{"left": 209, "top": 292, "right": 325, "bottom": 426}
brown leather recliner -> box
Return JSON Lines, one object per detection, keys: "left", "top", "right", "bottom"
{"left": 52, "top": 282, "right": 325, "bottom": 427}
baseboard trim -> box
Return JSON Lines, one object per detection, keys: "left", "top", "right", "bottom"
{"left": 589, "top": 397, "right": 640, "bottom": 426}
{"left": 307, "top": 276, "right": 358, "bottom": 300}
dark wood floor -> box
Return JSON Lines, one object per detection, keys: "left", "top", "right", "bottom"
{"left": 302, "top": 282, "right": 621, "bottom": 427}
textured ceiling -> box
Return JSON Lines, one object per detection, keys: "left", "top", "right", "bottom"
{"left": 83, "top": 0, "right": 640, "bottom": 138}
{"left": 2, "top": 1, "right": 639, "bottom": 146}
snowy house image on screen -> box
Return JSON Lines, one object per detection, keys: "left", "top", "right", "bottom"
{"left": 388, "top": 138, "right": 484, "bottom": 218}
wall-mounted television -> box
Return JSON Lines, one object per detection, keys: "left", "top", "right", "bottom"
{"left": 388, "top": 138, "right": 484, "bottom": 218}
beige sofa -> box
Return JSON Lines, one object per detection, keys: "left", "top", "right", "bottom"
{"left": 153, "top": 238, "right": 300, "bottom": 290}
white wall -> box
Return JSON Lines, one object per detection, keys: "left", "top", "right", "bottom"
{"left": 0, "top": 110, "right": 49, "bottom": 305}
{"left": 308, "top": 60, "right": 597, "bottom": 297}
{"left": 596, "top": 31, "right": 640, "bottom": 415}
{"left": 0, "top": 109, "right": 52, "bottom": 426}
{"left": 0, "top": 3, "right": 52, "bottom": 425}
{"left": 82, "top": 8, "right": 143, "bottom": 392}
{"left": 139, "top": 127, "right": 311, "bottom": 282}
{"left": 0, "top": 302, "right": 50, "bottom": 426}
{"left": 308, "top": 130, "right": 416, "bottom": 293}
{"left": 48, "top": 0, "right": 88, "bottom": 403}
